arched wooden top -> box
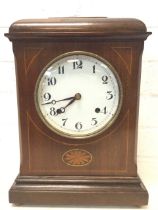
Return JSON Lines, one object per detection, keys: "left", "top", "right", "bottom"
{"left": 5, "top": 17, "right": 151, "bottom": 40}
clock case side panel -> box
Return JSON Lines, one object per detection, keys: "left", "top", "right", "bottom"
{"left": 131, "top": 43, "right": 144, "bottom": 168}
{"left": 127, "top": 41, "right": 145, "bottom": 175}
{"left": 11, "top": 42, "right": 30, "bottom": 174}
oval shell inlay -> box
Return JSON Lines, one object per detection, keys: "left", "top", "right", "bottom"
{"left": 62, "top": 149, "right": 92, "bottom": 166}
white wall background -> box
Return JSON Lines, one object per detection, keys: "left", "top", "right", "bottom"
{"left": 0, "top": 0, "right": 157, "bottom": 209}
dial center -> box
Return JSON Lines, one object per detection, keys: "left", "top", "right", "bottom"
{"left": 75, "top": 93, "right": 81, "bottom": 100}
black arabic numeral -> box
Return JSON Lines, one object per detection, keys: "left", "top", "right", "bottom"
{"left": 50, "top": 107, "right": 57, "bottom": 116}
{"left": 102, "top": 75, "right": 108, "bottom": 84}
{"left": 93, "top": 65, "right": 96, "bottom": 73}
{"left": 91, "top": 118, "right": 97, "bottom": 126}
{"left": 73, "top": 60, "right": 83, "bottom": 69}
{"left": 106, "top": 91, "right": 113, "bottom": 100}
{"left": 58, "top": 66, "right": 64, "bottom": 74}
{"left": 75, "top": 122, "right": 82, "bottom": 130}
{"left": 62, "top": 118, "right": 68, "bottom": 126}
{"left": 103, "top": 106, "right": 107, "bottom": 114}
{"left": 47, "top": 77, "right": 57, "bottom": 86}
{"left": 43, "top": 92, "right": 51, "bottom": 101}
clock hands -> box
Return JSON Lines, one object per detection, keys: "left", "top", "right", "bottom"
{"left": 56, "top": 93, "right": 81, "bottom": 114}
{"left": 42, "top": 96, "right": 76, "bottom": 105}
{"left": 56, "top": 98, "right": 75, "bottom": 114}
{"left": 42, "top": 93, "right": 81, "bottom": 115}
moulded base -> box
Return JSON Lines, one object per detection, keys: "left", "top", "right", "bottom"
{"left": 9, "top": 175, "right": 148, "bottom": 206}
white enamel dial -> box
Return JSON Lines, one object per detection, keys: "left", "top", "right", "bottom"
{"left": 35, "top": 52, "right": 122, "bottom": 138}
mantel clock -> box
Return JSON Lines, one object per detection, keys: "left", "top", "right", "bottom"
{"left": 5, "top": 17, "right": 151, "bottom": 206}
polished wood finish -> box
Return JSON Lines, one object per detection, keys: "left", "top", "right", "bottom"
{"left": 5, "top": 17, "right": 151, "bottom": 206}
{"left": 9, "top": 175, "right": 148, "bottom": 206}
{"left": 6, "top": 17, "right": 151, "bottom": 40}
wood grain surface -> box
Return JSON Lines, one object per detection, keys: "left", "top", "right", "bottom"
{"left": 6, "top": 17, "right": 150, "bottom": 206}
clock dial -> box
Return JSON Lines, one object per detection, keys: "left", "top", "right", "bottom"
{"left": 35, "top": 52, "right": 122, "bottom": 138}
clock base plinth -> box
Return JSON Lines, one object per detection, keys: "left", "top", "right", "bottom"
{"left": 9, "top": 175, "right": 148, "bottom": 206}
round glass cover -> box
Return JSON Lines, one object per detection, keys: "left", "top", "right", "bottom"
{"left": 35, "top": 52, "right": 122, "bottom": 139}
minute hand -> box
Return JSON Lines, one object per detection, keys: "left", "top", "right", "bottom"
{"left": 42, "top": 96, "right": 75, "bottom": 105}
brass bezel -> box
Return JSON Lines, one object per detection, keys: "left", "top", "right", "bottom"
{"left": 34, "top": 51, "right": 123, "bottom": 139}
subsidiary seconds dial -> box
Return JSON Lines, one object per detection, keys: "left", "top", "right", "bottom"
{"left": 35, "top": 52, "right": 122, "bottom": 138}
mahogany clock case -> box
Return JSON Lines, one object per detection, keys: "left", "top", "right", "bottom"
{"left": 5, "top": 17, "right": 151, "bottom": 206}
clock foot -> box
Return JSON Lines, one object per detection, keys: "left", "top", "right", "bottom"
{"left": 9, "top": 175, "right": 148, "bottom": 206}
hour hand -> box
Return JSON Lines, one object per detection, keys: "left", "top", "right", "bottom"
{"left": 56, "top": 98, "right": 75, "bottom": 114}
{"left": 56, "top": 93, "right": 81, "bottom": 115}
